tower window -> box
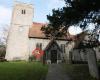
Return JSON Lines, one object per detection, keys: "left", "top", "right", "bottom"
{"left": 19, "top": 26, "right": 24, "bottom": 32}
{"left": 21, "top": 10, "right": 26, "bottom": 14}
{"left": 24, "top": 10, "right": 26, "bottom": 14}
{"left": 22, "top": 10, "right": 23, "bottom": 14}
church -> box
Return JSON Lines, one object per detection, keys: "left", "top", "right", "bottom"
{"left": 5, "top": 2, "right": 100, "bottom": 64}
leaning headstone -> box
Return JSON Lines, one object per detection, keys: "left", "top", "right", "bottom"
{"left": 86, "top": 48, "right": 99, "bottom": 80}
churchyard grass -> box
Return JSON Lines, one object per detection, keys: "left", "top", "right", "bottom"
{"left": 63, "top": 63, "right": 100, "bottom": 80}
{"left": 0, "top": 61, "right": 48, "bottom": 80}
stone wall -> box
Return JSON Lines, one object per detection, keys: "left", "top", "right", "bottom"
{"left": 5, "top": 2, "right": 33, "bottom": 61}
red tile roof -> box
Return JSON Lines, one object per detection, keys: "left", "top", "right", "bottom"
{"left": 29, "top": 22, "right": 47, "bottom": 38}
{"left": 29, "top": 22, "right": 66, "bottom": 40}
{"left": 29, "top": 22, "right": 83, "bottom": 41}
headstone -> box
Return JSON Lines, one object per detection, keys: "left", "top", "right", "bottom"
{"left": 86, "top": 48, "right": 99, "bottom": 79}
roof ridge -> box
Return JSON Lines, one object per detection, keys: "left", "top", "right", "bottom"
{"left": 33, "top": 22, "right": 46, "bottom": 25}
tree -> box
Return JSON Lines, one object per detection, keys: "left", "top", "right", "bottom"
{"left": 1, "top": 25, "right": 9, "bottom": 45}
{"left": 0, "top": 25, "right": 9, "bottom": 57}
{"left": 42, "top": 0, "right": 100, "bottom": 37}
{"left": 41, "top": 0, "right": 100, "bottom": 79}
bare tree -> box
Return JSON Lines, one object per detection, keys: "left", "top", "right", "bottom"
{"left": 0, "top": 24, "right": 9, "bottom": 57}
{"left": 0, "top": 24, "right": 9, "bottom": 45}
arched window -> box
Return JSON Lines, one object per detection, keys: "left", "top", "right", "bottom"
{"left": 22, "top": 10, "right": 24, "bottom": 14}
{"left": 61, "top": 44, "right": 65, "bottom": 53}
{"left": 21, "top": 10, "right": 26, "bottom": 14}
{"left": 36, "top": 43, "right": 42, "bottom": 49}
{"left": 24, "top": 10, "right": 26, "bottom": 14}
{"left": 19, "top": 26, "right": 24, "bottom": 32}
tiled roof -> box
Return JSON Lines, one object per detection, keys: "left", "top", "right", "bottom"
{"left": 29, "top": 22, "right": 66, "bottom": 40}
{"left": 29, "top": 22, "right": 46, "bottom": 38}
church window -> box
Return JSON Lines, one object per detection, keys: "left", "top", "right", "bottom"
{"left": 22, "top": 10, "right": 24, "bottom": 14}
{"left": 40, "top": 43, "right": 42, "bottom": 49}
{"left": 61, "top": 44, "right": 65, "bottom": 53}
{"left": 21, "top": 10, "right": 26, "bottom": 14}
{"left": 36, "top": 43, "right": 42, "bottom": 49}
{"left": 19, "top": 26, "right": 24, "bottom": 32}
{"left": 58, "top": 53, "right": 61, "bottom": 60}
{"left": 24, "top": 10, "right": 26, "bottom": 14}
{"left": 99, "top": 48, "right": 100, "bottom": 52}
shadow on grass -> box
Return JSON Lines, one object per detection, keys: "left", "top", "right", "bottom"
{"left": 63, "top": 63, "right": 100, "bottom": 80}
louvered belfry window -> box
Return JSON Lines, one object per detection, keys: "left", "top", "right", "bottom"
{"left": 22, "top": 10, "right": 26, "bottom": 14}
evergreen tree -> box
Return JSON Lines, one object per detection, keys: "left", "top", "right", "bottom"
{"left": 41, "top": 0, "right": 100, "bottom": 40}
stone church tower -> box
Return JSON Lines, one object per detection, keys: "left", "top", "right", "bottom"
{"left": 5, "top": 2, "right": 34, "bottom": 61}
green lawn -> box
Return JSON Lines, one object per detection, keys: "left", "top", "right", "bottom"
{"left": 63, "top": 64, "right": 100, "bottom": 80}
{"left": 0, "top": 62, "right": 48, "bottom": 80}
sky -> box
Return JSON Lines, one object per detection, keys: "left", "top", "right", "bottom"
{"left": 0, "top": 0, "right": 65, "bottom": 27}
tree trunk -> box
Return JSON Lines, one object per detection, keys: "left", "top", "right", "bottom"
{"left": 86, "top": 48, "right": 99, "bottom": 80}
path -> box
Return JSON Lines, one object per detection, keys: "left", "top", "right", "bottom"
{"left": 45, "top": 64, "right": 70, "bottom": 80}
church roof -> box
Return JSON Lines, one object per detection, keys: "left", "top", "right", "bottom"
{"left": 29, "top": 22, "right": 46, "bottom": 38}
{"left": 29, "top": 22, "right": 66, "bottom": 40}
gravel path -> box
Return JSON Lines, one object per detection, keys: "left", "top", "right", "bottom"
{"left": 45, "top": 64, "right": 71, "bottom": 80}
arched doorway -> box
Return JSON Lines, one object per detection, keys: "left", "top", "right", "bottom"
{"left": 51, "top": 50, "right": 57, "bottom": 63}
